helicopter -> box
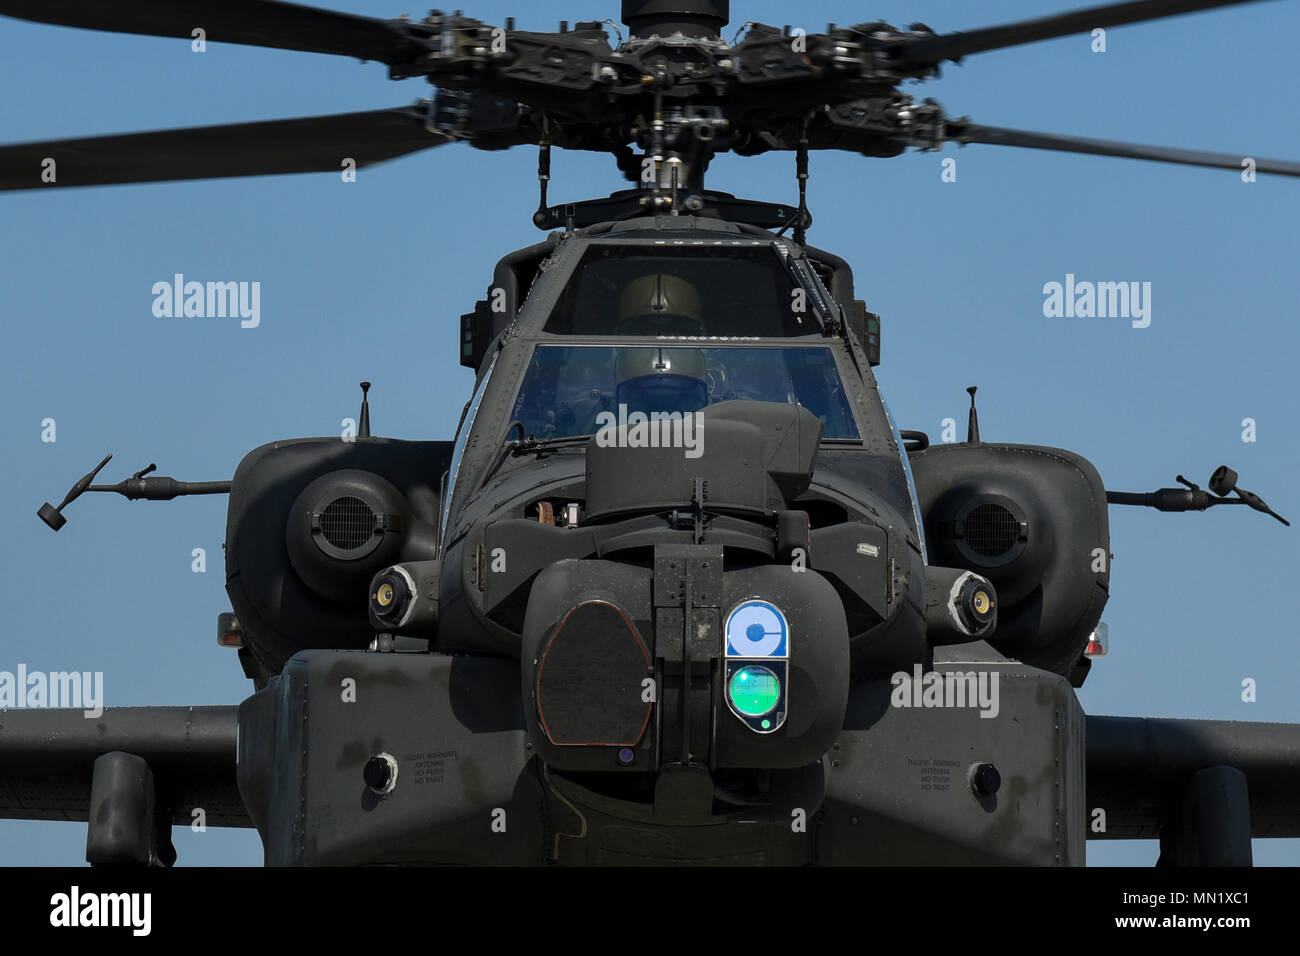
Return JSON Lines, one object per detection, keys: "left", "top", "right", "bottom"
{"left": 1, "top": 0, "right": 1299, "bottom": 867}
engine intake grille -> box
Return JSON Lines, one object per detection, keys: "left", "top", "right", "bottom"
{"left": 319, "top": 496, "right": 376, "bottom": 551}
{"left": 963, "top": 503, "right": 1021, "bottom": 558}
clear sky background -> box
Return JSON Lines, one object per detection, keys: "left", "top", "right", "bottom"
{"left": 1, "top": 0, "right": 1296, "bottom": 866}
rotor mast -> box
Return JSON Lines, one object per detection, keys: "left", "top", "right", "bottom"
{"left": 621, "top": 0, "right": 729, "bottom": 39}
{"left": 621, "top": 2, "right": 731, "bottom": 208}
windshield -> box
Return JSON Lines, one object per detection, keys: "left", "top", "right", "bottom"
{"left": 509, "top": 345, "right": 859, "bottom": 440}
{"left": 543, "top": 244, "right": 821, "bottom": 337}
{"left": 441, "top": 353, "right": 496, "bottom": 541}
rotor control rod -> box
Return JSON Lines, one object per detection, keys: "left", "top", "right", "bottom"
{"left": 37, "top": 454, "right": 231, "bottom": 531}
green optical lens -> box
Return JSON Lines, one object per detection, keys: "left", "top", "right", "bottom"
{"left": 729, "top": 666, "right": 780, "bottom": 717}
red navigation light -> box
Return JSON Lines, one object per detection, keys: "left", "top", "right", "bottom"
{"left": 217, "top": 611, "right": 244, "bottom": 649}
{"left": 1085, "top": 622, "right": 1108, "bottom": 658}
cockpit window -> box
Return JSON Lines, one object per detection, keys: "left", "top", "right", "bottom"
{"left": 543, "top": 244, "right": 821, "bottom": 337}
{"left": 509, "top": 345, "right": 859, "bottom": 439}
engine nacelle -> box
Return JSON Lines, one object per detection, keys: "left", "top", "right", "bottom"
{"left": 908, "top": 443, "right": 1109, "bottom": 680}
{"left": 224, "top": 437, "right": 450, "bottom": 681}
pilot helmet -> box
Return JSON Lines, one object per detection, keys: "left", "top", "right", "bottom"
{"left": 617, "top": 274, "right": 703, "bottom": 335}
{"left": 615, "top": 347, "right": 709, "bottom": 415}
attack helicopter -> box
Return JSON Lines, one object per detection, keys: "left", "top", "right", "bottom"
{"left": 2, "top": 0, "right": 1299, "bottom": 867}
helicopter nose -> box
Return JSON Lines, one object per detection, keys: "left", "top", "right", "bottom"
{"left": 520, "top": 554, "right": 850, "bottom": 774}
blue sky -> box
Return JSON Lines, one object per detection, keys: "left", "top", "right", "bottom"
{"left": 1, "top": 0, "right": 1297, "bottom": 866}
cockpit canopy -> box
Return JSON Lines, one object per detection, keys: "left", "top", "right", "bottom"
{"left": 542, "top": 243, "right": 823, "bottom": 338}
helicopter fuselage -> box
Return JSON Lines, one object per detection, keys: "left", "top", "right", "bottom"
{"left": 224, "top": 215, "right": 1108, "bottom": 864}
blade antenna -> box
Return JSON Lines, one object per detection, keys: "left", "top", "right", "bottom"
{"left": 793, "top": 116, "right": 810, "bottom": 246}
{"left": 358, "top": 381, "right": 372, "bottom": 439}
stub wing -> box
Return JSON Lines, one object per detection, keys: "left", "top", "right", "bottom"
{"left": 0, "top": 705, "right": 247, "bottom": 828}
{"left": 1087, "top": 714, "right": 1300, "bottom": 860}
{"left": 4, "top": 705, "right": 1300, "bottom": 864}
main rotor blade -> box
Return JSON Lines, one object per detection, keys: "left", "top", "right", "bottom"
{"left": 947, "top": 122, "right": 1300, "bottom": 178}
{"left": 0, "top": 0, "right": 426, "bottom": 64}
{"left": 897, "top": 0, "right": 1275, "bottom": 65}
{"left": 0, "top": 107, "right": 452, "bottom": 191}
